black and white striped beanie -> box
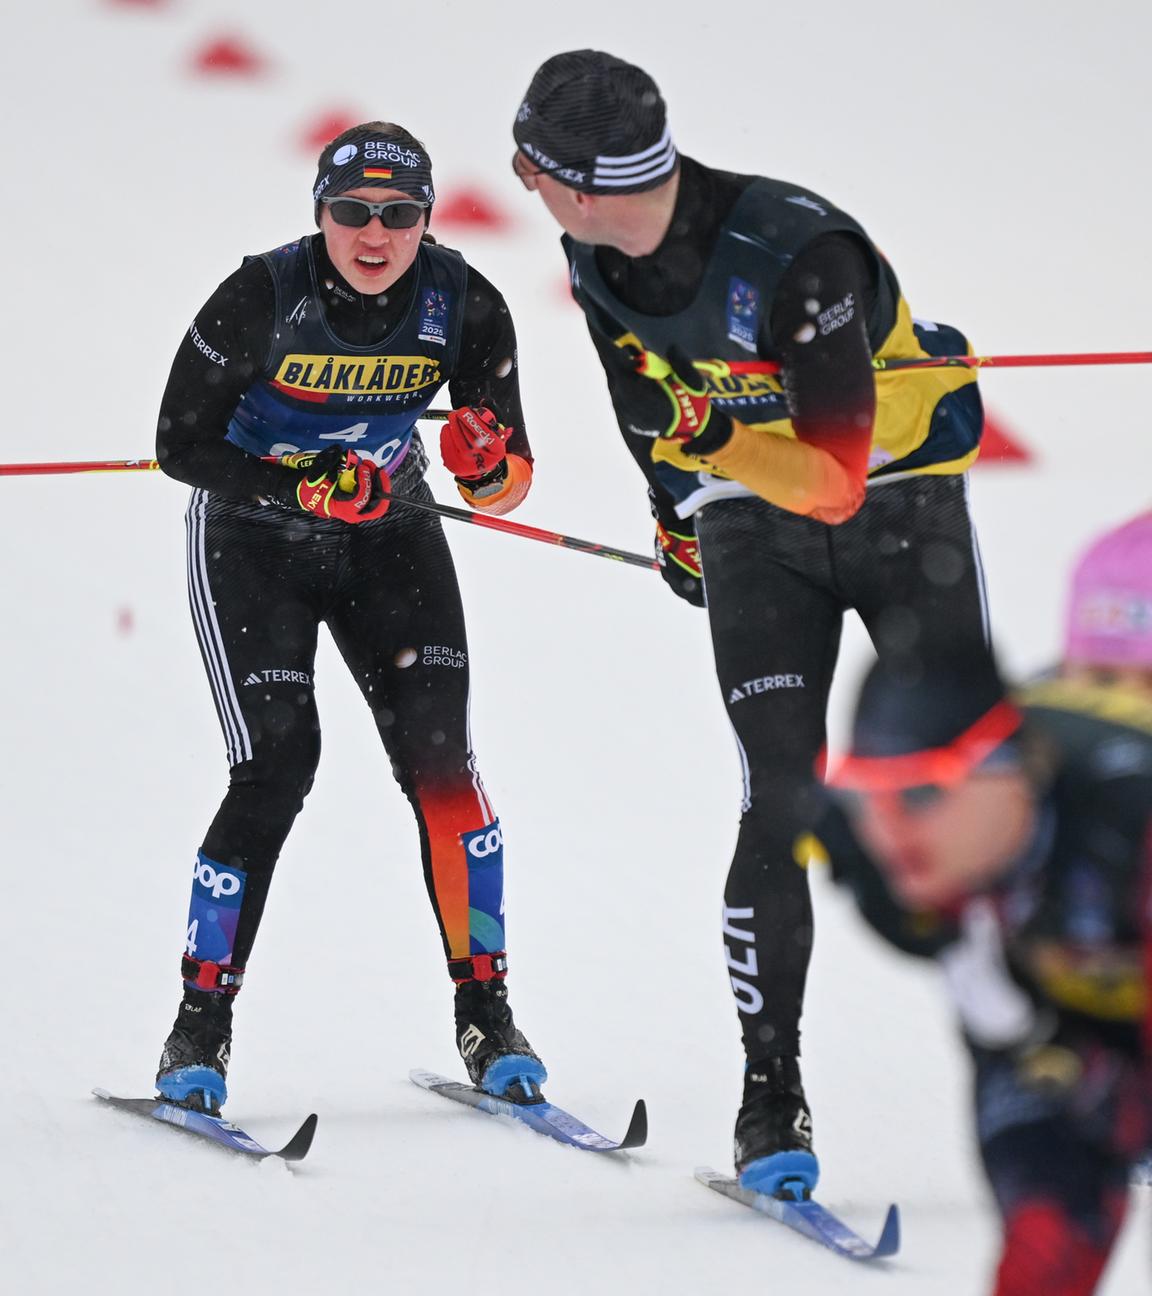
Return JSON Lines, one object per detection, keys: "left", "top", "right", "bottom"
{"left": 513, "top": 50, "right": 678, "bottom": 195}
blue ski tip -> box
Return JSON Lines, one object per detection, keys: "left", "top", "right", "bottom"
{"left": 738, "top": 1149, "right": 820, "bottom": 1198}
{"left": 480, "top": 1053, "right": 548, "bottom": 1098}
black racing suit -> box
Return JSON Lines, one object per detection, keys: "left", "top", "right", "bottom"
{"left": 825, "top": 680, "right": 1152, "bottom": 1296}
{"left": 157, "top": 233, "right": 530, "bottom": 985}
{"left": 568, "top": 156, "right": 991, "bottom": 1061}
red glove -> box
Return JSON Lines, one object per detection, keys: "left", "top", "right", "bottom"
{"left": 278, "top": 447, "right": 390, "bottom": 523}
{"left": 440, "top": 406, "right": 511, "bottom": 480}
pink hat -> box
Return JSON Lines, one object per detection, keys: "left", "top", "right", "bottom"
{"left": 1064, "top": 510, "right": 1152, "bottom": 666}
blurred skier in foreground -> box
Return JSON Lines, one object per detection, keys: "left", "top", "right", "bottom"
{"left": 825, "top": 512, "right": 1152, "bottom": 1295}
{"left": 511, "top": 49, "right": 992, "bottom": 1195}
{"left": 151, "top": 121, "right": 544, "bottom": 1113}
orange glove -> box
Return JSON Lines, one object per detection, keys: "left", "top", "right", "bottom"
{"left": 455, "top": 455, "right": 533, "bottom": 516}
{"left": 440, "top": 405, "right": 532, "bottom": 515}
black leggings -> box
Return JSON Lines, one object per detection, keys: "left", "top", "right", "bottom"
{"left": 696, "top": 474, "right": 991, "bottom": 1058}
{"left": 180, "top": 485, "right": 504, "bottom": 980}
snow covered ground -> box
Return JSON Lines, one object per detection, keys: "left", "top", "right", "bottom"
{"left": 1, "top": 2, "right": 1149, "bottom": 1291}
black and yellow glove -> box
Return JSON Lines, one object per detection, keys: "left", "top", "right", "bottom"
{"left": 633, "top": 345, "right": 734, "bottom": 453}
{"left": 655, "top": 517, "right": 706, "bottom": 608}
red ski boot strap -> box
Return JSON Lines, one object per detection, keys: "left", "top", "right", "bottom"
{"left": 447, "top": 953, "right": 508, "bottom": 984}
{"left": 182, "top": 955, "right": 245, "bottom": 993}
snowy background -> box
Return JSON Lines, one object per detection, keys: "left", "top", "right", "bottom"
{"left": 1, "top": 1, "right": 1149, "bottom": 1291}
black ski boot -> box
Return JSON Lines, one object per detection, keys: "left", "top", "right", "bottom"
{"left": 155, "top": 987, "right": 234, "bottom": 1114}
{"left": 453, "top": 963, "right": 547, "bottom": 1101}
{"left": 733, "top": 1056, "right": 819, "bottom": 1198}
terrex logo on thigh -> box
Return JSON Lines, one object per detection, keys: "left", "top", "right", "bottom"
{"left": 728, "top": 673, "right": 805, "bottom": 704}
{"left": 242, "top": 668, "right": 313, "bottom": 687}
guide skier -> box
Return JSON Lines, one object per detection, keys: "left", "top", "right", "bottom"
{"left": 511, "top": 49, "right": 992, "bottom": 1194}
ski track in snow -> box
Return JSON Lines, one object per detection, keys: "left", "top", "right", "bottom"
{"left": 1, "top": 2, "right": 1149, "bottom": 1292}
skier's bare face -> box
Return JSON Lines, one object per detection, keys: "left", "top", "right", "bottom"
{"left": 849, "top": 771, "right": 1035, "bottom": 910}
{"left": 320, "top": 186, "right": 426, "bottom": 295}
{"left": 527, "top": 171, "right": 674, "bottom": 257}
{"left": 530, "top": 173, "right": 596, "bottom": 241}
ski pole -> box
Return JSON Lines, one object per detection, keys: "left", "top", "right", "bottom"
{"left": 0, "top": 454, "right": 657, "bottom": 571}
{"left": 375, "top": 486, "right": 658, "bottom": 570}
{"left": 0, "top": 458, "right": 162, "bottom": 476}
{"left": 323, "top": 455, "right": 656, "bottom": 570}
{"left": 10, "top": 344, "right": 1146, "bottom": 473}
{"left": 6, "top": 342, "right": 1147, "bottom": 478}
{"left": 9, "top": 342, "right": 1145, "bottom": 547}
{"left": 412, "top": 349, "right": 1151, "bottom": 395}
{"left": 870, "top": 350, "right": 1152, "bottom": 372}
{"left": 667, "top": 349, "right": 1152, "bottom": 378}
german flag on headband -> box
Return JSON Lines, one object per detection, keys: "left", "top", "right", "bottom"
{"left": 312, "top": 123, "right": 436, "bottom": 225}
{"left": 829, "top": 657, "right": 1023, "bottom": 792}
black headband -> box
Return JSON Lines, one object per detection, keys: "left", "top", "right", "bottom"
{"left": 313, "top": 129, "right": 435, "bottom": 223}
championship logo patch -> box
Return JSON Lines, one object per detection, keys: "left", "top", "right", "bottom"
{"left": 419, "top": 289, "right": 450, "bottom": 346}
{"left": 727, "top": 277, "right": 760, "bottom": 353}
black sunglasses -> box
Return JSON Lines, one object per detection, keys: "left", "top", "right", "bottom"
{"left": 511, "top": 150, "right": 544, "bottom": 190}
{"left": 319, "top": 196, "right": 429, "bottom": 229}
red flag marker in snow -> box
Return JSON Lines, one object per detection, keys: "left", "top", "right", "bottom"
{"left": 433, "top": 188, "right": 511, "bottom": 231}
{"left": 298, "top": 110, "right": 365, "bottom": 153}
{"left": 191, "top": 36, "right": 267, "bottom": 76}
{"left": 975, "top": 413, "right": 1035, "bottom": 465}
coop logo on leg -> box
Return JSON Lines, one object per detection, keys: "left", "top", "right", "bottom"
{"left": 186, "top": 852, "right": 247, "bottom": 966}
{"left": 463, "top": 821, "right": 506, "bottom": 955}
{"left": 194, "top": 859, "right": 242, "bottom": 900}
{"left": 466, "top": 824, "right": 504, "bottom": 859}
